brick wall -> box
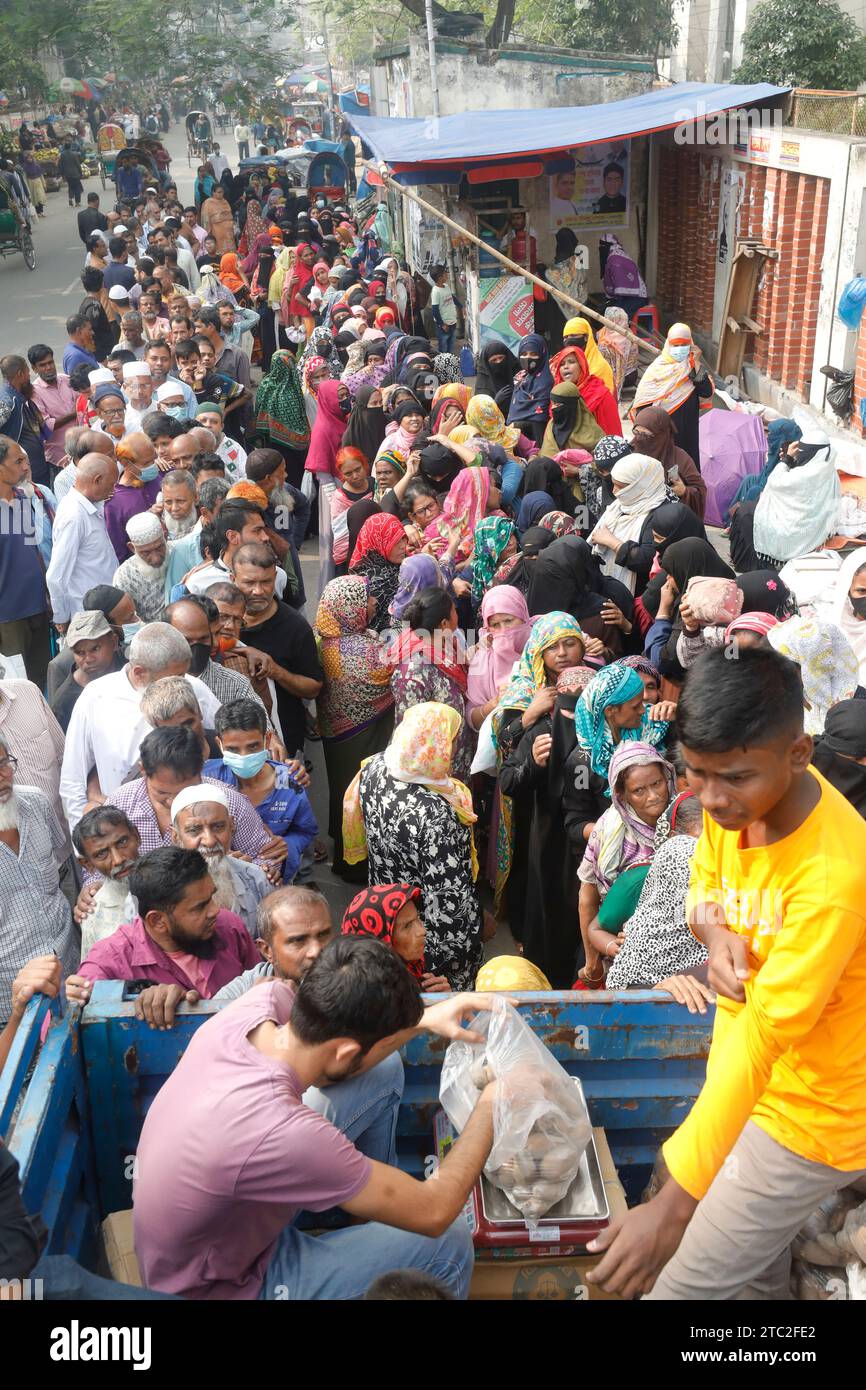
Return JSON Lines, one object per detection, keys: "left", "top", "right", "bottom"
{"left": 655, "top": 145, "right": 830, "bottom": 402}
{"left": 854, "top": 315, "right": 866, "bottom": 429}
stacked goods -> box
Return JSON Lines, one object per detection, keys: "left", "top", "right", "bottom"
{"left": 791, "top": 1184, "right": 866, "bottom": 1300}
{"left": 440, "top": 998, "right": 592, "bottom": 1223}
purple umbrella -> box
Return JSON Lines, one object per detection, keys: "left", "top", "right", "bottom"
{"left": 699, "top": 411, "right": 768, "bottom": 528}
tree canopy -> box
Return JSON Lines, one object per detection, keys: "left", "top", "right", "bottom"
{"left": 734, "top": 0, "right": 866, "bottom": 90}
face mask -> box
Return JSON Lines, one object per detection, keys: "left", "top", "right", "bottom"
{"left": 520, "top": 356, "right": 540, "bottom": 372}
{"left": 569, "top": 336, "right": 588, "bottom": 350}
{"left": 139, "top": 464, "right": 160, "bottom": 482}
{"left": 122, "top": 621, "right": 142, "bottom": 643}
{"left": 222, "top": 748, "right": 268, "bottom": 779}
{"left": 165, "top": 405, "right": 188, "bottom": 420}
{"left": 850, "top": 595, "right": 866, "bottom": 620}
{"left": 188, "top": 641, "right": 210, "bottom": 677}
{"left": 339, "top": 397, "right": 352, "bottom": 415}
{"left": 668, "top": 344, "right": 691, "bottom": 362}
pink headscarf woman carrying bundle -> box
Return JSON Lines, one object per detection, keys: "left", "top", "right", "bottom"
{"left": 468, "top": 586, "right": 533, "bottom": 719}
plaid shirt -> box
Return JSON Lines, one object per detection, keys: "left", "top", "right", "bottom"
{"left": 200, "top": 660, "right": 266, "bottom": 716}
{"left": 106, "top": 776, "right": 272, "bottom": 860}
{"left": 0, "top": 786, "right": 78, "bottom": 1021}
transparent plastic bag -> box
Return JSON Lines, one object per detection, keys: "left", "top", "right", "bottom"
{"left": 439, "top": 997, "right": 592, "bottom": 1222}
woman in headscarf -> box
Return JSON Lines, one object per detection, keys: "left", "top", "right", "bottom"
{"left": 540, "top": 511, "right": 575, "bottom": 538}
{"left": 768, "top": 614, "right": 859, "bottom": 736}
{"left": 575, "top": 434, "right": 632, "bottom": 532}
{"left": 403, "top": 366, "right": 438, "bottom": 414}
{"left": 346, "top": 498, "right": 381, "bottom": 566}
{"left": 394, "top": 336, "right": 435, "bottom": 385}
{"left": 200, "top": 184, "right": 236, "bottom": 254}
{"left": 390, "top": 553, "right": 454, "bottom": 624}
{"left": 251, "top": 349, "right": 310, "bottom": 484}
{"left": 465, "top": 394, "right": 533, "bottom": 459}
{"left": 492, "top": 613, "right": 590, "bottom": 916}
{"left": 425, "top": 466, "right": 499, "bottom": 562}
{"left": 343, "top": 701, "right": 483, "bottom": 991}
{"left": 647, "top": 500, "right": 707, "bottom": 558}
{"left": 811, "top": 700, "right": 866, "bottom": 819}
{"left": 305, "top": 379, "right": 348, "bottom": 480}
{"left": 507, "top": 333, "right": 554, "bottom": 447}
{"left": 590, "top": 455, "right": 670, "bottom": 595}
{"left": 388, "top": 397, "right": 428, "bottom": 456}
{"left": 577, "top": 741, "right": 677, "bottom": 986}
{"left": 341, "top": 884, "right": 450, "bottom": 991}
{"left": 249, "top": 242, "right": 277, "bottom": 368}
{"left": 330, "top": 447, "right": 373, "bottom": 569}
{"left": 425, "top": 394, "right": 467, "bottom": 443}
{"left": 343, "top": 341, "right": 391, "bottom": 398}
{"left": 493, "top": 527, "right": 556, "bottom": 597}
{"left": 550, "top": 345, "right": 621, "bottom": 435}
{"left": 239, "top": 198, "right": 269, "bottom": 258}
{"left": 431, "top": 381, "right": 472, "bottom": 415}
{"left": 544, "top": 229, "right": 589, "bottom": 348}
{"left": 315, "top": 575, "right": 396, "bottom": 878}
{"left": 541, "top": 381, "right": 605, "bottom": 461}
{"left": 391, "top": 585, "right": 473, "bottom": 780}
{"left": 473, "top": 339, "right": 518, "bottom": 403}
{"left": 561, "top": 316, "right": 615, "bottom": 395}
{"left": 642, "top": 536, "right": 736, "bottom": 677}
{"left": 571, "top": 658, "right": 670, "bottom": 790}
{"left": 597, "top": 307, "right": 640, "bottom": 400}
{"left": 750, "top": 430, "right": 840, "bottom": 571}
{"left": 283, "top": 242, "right": 317, "bottom": 340}
{"left": 471, "top": 517, "right": 517, "bottom": 606}
{"left": 198, "top": 263, "right": 239, "bottom": 307}
{"left": 301, "top": 354, "right": 329, "bottom": 429}
{"left": 341, "top": 382, "right": 387, "bottom": 462}
{"left": 603, "top": 792, "right": 711, "bottom": 1004}
{"left": 726, "top": 418, "right": 802, "bottom": 522}
{"left": 498, "top": 663, "right": 597, "bottom": 987}
{"left": 527, "top": 535, "right": 634, "bottom": 654}
{"left": 349, "top": 511, "right": 408, "bottom": 632}
{"left": 825, "top": 548, "right": 866, "bottom": 685}
{"left": 631, "top": 322, "right": 713, "bottom": 469}
{"left": 632, "top": 404, "right": 706, "bottom": 517}
{"left": 219, "top": 252, "right": 249, "bottom": 302}
{"left": 467, "top": 586, "right": 533, "bottom": 731}
{"left": 517, "top": 491, "right": 556, "bottom": 532}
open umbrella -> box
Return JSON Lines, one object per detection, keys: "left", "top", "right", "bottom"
{"left": 699, "top": 410, "right": 768, "bottom": 528}
{"left": 303, "top": 78, "right": 329, "bottom": 94}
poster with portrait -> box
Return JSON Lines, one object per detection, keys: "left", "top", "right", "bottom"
{"left": 549, "top": 142, "right": 630, "bottom": 231}
{"left": 478, "top": 274, "right": 535, "bottom": 350}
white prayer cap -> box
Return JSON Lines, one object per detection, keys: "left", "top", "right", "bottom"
{"left": 89, "top": 367, "right": 116, "bottom": 386}
{"left": 170, "top": 783, "right": 230, "bottom": 823}
{"left": 122, "top": 361, "right": 151, "bottom": 380}
{"left": 108, "top": 284, "right": 130, "bottom": 302}
{"left": 113, "top": 224, "right": 129, "bottom": 234}
{"left": 155, "top": 381, "right": 184, "bottom": 402}
{"left": 126, "top": 512, "right": 163, "bottom": 544}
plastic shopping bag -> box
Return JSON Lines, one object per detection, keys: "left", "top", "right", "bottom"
{"left": 439, "top": 997, "right": 592, "bottom": 1222}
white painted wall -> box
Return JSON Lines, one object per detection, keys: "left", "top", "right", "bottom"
{"left": 670, "top": 0, "right": 866, "bottom": 84}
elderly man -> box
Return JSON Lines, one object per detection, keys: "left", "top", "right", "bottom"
{"left": 65, "top": 846, "right": 260, "bottom": 1007}
{"left": 92, "top": 381, "right": 127, "bottom": 442}
{"left": 170, "top": 784, "right": 270, "bottom": 938}
{"left": 194, "top": 402, "right": 246, "bottom": 481}
{"left": 122, "top": 362, "right": 155, "bottom": 431}
{"left": 61, "top": 314, "right": 99, "bottom": 377}
{"left": 117, "top": 311, "right": 147, "bottom": 360}
{"left": 50, "top": 609, "right": 124, "bottom": 733}
{"left": 52, "top": 424, "right": 115, "bottom": 504}
{"left": 103, "top": 430, "right": 161, "bottom": 562}
{"left": 0, "top": 436, "right": 53, "bottom": 689}
{"left": 72, "top": 806, "right": 140, "bottom": 957}
{"left": 160, "top": 468, "right": 197, "bottom": 539}
{"left": 59, "top": 622, "right": 222, "bottom": 826}
{"left": 113, "top": 513, "right": 170, "bottom": 623}
{"left": 0, "top": 730, "right": 78, "bottom": 1024}
{"left": 164, "top": 595, "right": 271, "bottom": 706}
{"left": 104, "top": 724, "right": 283, "bottom": 880}
{"left": 46, "top": 452, "right": 119, "bottom": 632}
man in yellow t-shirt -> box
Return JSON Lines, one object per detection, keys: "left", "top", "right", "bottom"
{"left": 587, "top": 646, "right": 866, "bottom": 1299}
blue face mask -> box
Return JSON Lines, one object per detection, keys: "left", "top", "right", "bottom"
{"left": 139, "top": 464, "right": 160, "bottom": 482}
{"left": 164, "top": 405, "right": 188, "bottom": 420}
{"left": 668, "top": 344, "right": 690, "bottom": 362}
{"left": 122, "top": 621, "right": 142, "bottom": 643}
{"left": 222, "top": 748, "right": 268, "bottom": 779}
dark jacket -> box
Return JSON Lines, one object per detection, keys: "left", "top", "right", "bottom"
{"left": 58, "top": 148, "right": 83, "bottom": 181}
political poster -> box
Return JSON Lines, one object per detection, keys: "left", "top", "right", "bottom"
{"left": 549, "top": 142, "right": 630, "bottom": 232}
{"left": 477, "top": 274, "right": 535, "bottom": 350}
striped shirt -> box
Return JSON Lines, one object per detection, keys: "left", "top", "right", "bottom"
{"left": 106, "top": 775, "right": 273, "bottom": 861}
{"left": 0, "top": 680, "right": 71, "bottom": 861}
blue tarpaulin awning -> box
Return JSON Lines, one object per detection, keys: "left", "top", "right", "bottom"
{"left": 346, "top": 82, "right": 788, "bottom": 182}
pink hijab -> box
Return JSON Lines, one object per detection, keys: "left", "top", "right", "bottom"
{"left": 467, "top": 585, "right": 533, "bottom": 715}
{"left": 305, "top": 379, "right": 346, "bottom": 476}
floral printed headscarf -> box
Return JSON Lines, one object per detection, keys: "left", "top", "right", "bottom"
{"left": 466, "top": 394, "right": 521, "bottom": 451}
{"left": 768, "top": 615, "right": 859, "bottom": 735}
{"left": 471, "top": 517, "right": 515, "bottom": 604}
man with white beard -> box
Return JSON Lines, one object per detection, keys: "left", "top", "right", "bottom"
{"left": 158, "top": 468, "right": 197, "bottom": 539}
{"left": 72, "top": 806, "right": 141, "bottom": 958}
{"left": 170, "top": 784, "right": 270, "bottom": 939}
{"left": 113, "top": 512, "right": 170, "bottom": 622}
{"left": 0, "top": 730, "right": 78, "bottom": 1024}
{"left": 122, "top": 362, "right": 156, "bottom": 431}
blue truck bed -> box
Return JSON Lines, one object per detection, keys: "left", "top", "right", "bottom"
{"left": 0, "top": 983, "right": 713, "bottom": 1274}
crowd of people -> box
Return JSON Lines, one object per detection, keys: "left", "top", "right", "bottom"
{"left": 1, "top": 121, "right": 866, "bottom": 1306}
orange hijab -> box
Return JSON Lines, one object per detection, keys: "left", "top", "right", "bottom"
{"left": 219, "top": 253, "right": 246, "bottom": 295}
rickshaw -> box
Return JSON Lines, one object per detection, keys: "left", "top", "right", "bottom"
{"left": 96, "top": 123, "right": 126, "bottom": 190}
{"left": 186, "top": 110, "right": 213, "bottom": 164}
{"left": 306, "top": 143, "right": 349, "bottom": 203}
{"left": 0, "top": 173, "right": 36, "bottom": 271}
{"left": 115, "top": 144, "right": 166, "bottom": 197}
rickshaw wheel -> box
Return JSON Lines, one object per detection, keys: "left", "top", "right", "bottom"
{"left": 22, "top": 230, "right": 36, "bottom": 270}
{"left": 100, "top": 162, "right": 107, "bottom": 190}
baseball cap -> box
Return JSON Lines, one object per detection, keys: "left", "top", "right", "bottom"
{"left": 66, "top": 611, "right": 114, "bottom": 647}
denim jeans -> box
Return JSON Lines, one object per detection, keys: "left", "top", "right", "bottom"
{"left": 258, "top": 1051, "right": 475, "bottom": 1299}
{"left": 437, "top": 324, "right": 457, "bottom": 355}
{"left": 237, "top": 140, "right": 250, "bottom": 160}
{"left": 31, "top": 1253, "right": 178, "bottom": 1300}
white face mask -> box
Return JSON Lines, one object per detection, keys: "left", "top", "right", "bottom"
{"left": 668, "top": 344, "right": 690, "bottom": 362}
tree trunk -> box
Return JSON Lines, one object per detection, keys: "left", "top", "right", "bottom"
{"left": 487, "top": 0, "right": 516, "bottom": 48}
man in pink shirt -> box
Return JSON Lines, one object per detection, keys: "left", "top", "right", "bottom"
{"left": 134, "top": 936, "right": 503, "bottom": 1300}
{"left": 27, "top": 345, "right": 78, "bottom": 469}
{"left": 65, "top": 845, "right": 259, "bottom": 1003}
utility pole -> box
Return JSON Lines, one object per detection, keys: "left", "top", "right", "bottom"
{"left": 424, "top": 0, "right": 440, "bottom": 119}
{"left": 320, "top": 9, "right": 336, "bottom": 137}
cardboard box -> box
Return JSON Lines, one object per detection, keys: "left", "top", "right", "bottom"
{"left": 101, "top": 1209, "right": 143, "bottom": 1287}
{"left": 469, "top": 1129, "right": 627, "bottom": 1301}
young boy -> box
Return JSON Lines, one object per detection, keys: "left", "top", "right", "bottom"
{"left": 588, "top": 646, "right": 866, "bottom": 1299}
{"left": 429, "top": 263, "right": 458, "bottom": 356}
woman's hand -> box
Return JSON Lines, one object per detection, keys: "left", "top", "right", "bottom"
{"left": 583, "top": 635, "right": 605, "bottom": 658}
{"left": 657, "top": 575, "right": 677, "bottom": 620}
{"left": 532, "top": 732, "right": 552, "bottom": 767}
{"left": 647, "top": 700, "right": 677, "bottom": 722}
{"left": 670, "top": 475, "right": 686, "bottom": 498}
{"left": 600, "top": 599, "right": 628, "bottom": 631}
{"left": 405, "top": 451, "right": 421, "bottom": 478}
{"left": 522, "top": 685, "right": 557, "bottom": 727}
{"left": 420, "top": 973, "right": 451, "bottom": 993}
{"left": 677, "top": 595, "right": 699, "bottom": 634}
{"left": 653, "top": 975, "right": 715, "bottom": 1014}
{"left": 451, "top": 577, "right": 471, "bottom": 598}
{"left": 590, "top": 524, "right": 619, "bottom": 551}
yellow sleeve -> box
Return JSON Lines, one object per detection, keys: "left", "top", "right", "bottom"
{"left": 684, "top": 817, "right": 725, "bottom": 939}
{"left": 663, "top": 899, "right": 865, "bottom": 1199}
